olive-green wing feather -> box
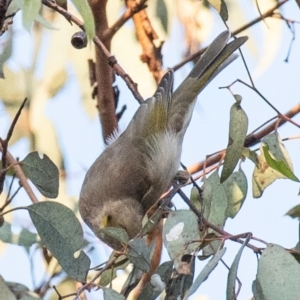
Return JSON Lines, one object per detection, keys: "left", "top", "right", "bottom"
{"left": 169, "top": 31, "right": 248, "bottom": 134}
{"left": 125, "top": 71, "right": 174, "bottom": 139}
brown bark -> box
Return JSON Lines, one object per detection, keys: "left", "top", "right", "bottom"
{"left": 88, "top": 0, "right": 118, "bottom": 142}
{"left": 126, "top": 0, "right": 164, "bottom": 83}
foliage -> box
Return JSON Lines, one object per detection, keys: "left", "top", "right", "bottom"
{"left": 0, "top": 0, "right": 299, "bottom": 300}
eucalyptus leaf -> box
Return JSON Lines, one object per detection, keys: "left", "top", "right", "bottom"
{"left": 227, "top": 238, "right": 248, "bottom": 299}
{"left": 207, "top": 0, "right": 228, "bottom": 21}
{"left": 0, "top": 222, "right": 38, "bottom": 247}
{"left": 35, "top": 14, "right": 58, "bottom": 30}
{"left": 20, "top": 152, "right": 59, "bottom": 198}
{"left": 16, "top": 0, "right": 41, "bottom": 30}
{"left": 6, "top": 281, "right": 42, "bottom": 299}
{"left": 103, "top": 287, "right": 126, "bottom": 300}
{"left": 127, "top": 238, "right": 151, "bottom": 272}
{"left": 72, "top": 0, "right": 95, "bottom": 41}
{"left": 137, "top": 261, "right": 173, "bottom": 300}
{"left": 263, "top": 146, "right": 299, "bottom": 182}
{"left": 221, "top": 101, "right": 248, "bottom": 183}
{"left": 252, "top": 133, "right": 296, "bottom": 198}
{"left": 242, "top": 147, "right": 259, "bottom": 166}
{"left": 163, "top": 210, "right": 200, "bottom": 273}
{"left": 121, "top": 266, "right": 143, "bottom": 297}
{"left": 156, "top": 0, "right": 168, "bottom": 33}
{"left": 0, "top": 276, "right": 16, "bottom": 300}
{"left": 202, "top": 171, "right": 227, "bottom": 257}
{"left": 98, "top": 227, "right": 129, "bottom": 249}
{"left": 99, "top": 253, "right": 129, "bottom": 287}
{"left": 165, "top": 257, "right": 195, "bottom": 299}
{"left": 27, "top": 202, "right": 90, "bottom": 282}
{"left": 286, "top": 204, "right": 300, "bottom": 219}
{"left": 253, "top": 244, "right": 300, "bottom": 299}
{"left": 190, "top": 186, "right": 201, "bottom": 211}
{"left": 141, "top": 205, "right": 164, "bottom": 236}
{"left": 223, "top": 169, "right": 248, "bottom": 219}
{"left": 0, "top": 28, "right": 12, "bottom": 78}
{"left": 184, "top": 248, "right": 226, "bottom": 299}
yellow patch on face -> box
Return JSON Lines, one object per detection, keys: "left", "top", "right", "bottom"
{"left": 103, "top": 215, "right": 112, "bottom": 227}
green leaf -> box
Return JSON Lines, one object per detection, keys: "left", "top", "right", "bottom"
{"left": 121, "top": 266, "right": 143, "bottom": 294}
{"left": 72, "top": 0, "right": 95, "bottom": 41}
{"left": 103, "top": 287, "right": 126, "bottom": 300}
{"left": 227, "top": 237, "right": 248, "bottom": 299}
{"left": 190, "top": 186, "right": 201, "bottom": 211}
{"left": 0, "top": 276, "right": 16, "bottom": 300}
{"left": 233, "top": 94, "right": 242, "bottom": 102}
{"left": 99, "top": 253, "right": 129, "bottom": 287}
{"left": 137, "top": 261, "right": 173, "bottom": 300}
{"left": 156, "top": 0, "right": 168, "bottom": 33}
{"left": 221, "top": 101, "right": 248, "bottom": 183}
{"left": 141, "top": 205, "right": 164, "bottom": 236}
{"left": 98, "top": 227, "right": 129, "bottom": 249}
{"left": 6, "top": 1, "right": 20, "bottom": 17}
{"left": 20, "top": 151, "right": 59, "bottom": 198}
{"left": 27, "top": 202, "right": 90, "bottom": 282}
{"left": 207, "top": 0, "right": 228, "bottom": 21}
{"left": 0, "top": 222, "right": 38, "bottom": 247}
{"left": 16, "top": 0, "right": 41, "bottom": 30}
{"left": 0, "top": 162, "right": 16, "bottom": 176}
{"left": 5, "top": 282, "right": 42, "bottom": 300}
{"left": 253, "top": 244, "right": 300, "bottom": 299}
{"left": 242, "top": 147, "right": 259, "bottom": 166}
{"left": 263, "top": 146, "right": 299, "bottom": 182}
{"left": 223, "top": 169, "right": 248, "bottom": 219}
{"left": 202, "top": 171, "right": 228, "bottom": 257}
{"left": 184, "top": 248, "right": 226, "bottom": 299}
{"left": 252, "top": 133, "right": 297, "bottom": 198}
{"left": 163, "top": 210, "right": 200, "bottom": 273}
{"left": 165, "top": 257, "right": 195, "bottom": 299}
{"left": 35, "top": 14, "right": 58, "bottom": 30}
{"left": 285, "top": 205, "right": 300, "bottom": 219}
{"left": 0, "top": 30, "right": 13, "bottom": 79}
{"left": 127, "top": 238, "right": 151, "bottom": 272}
{"left": 202, "top": 176, "right": 213, "bottom": 220}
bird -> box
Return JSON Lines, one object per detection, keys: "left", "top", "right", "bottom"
{"left": 79, "top": 30, "right": 248, "bottom": 250}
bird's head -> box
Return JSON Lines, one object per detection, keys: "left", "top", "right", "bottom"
{"left": 87, "top": 198, "right": 144, "bottom": 250}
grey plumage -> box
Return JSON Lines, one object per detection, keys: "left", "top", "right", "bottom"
{"left": 79, "top": 30, "right": 248, "bottom": 249}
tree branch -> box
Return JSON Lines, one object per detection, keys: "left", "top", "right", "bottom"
{"left": 0, "top": 144, "right": 39, "bottom": 203}
{"left": 126, "top": 0, "right": 164, "bottom": 82}
{"left": 187, "top": 103, "right": 300, "bottom": 175}
{"left": 42, "top": 0, "right": 144, "bottom": 104}
{"left": 171, "top": 0, "right": 289, "bottom": 72}
{"left": 102, "top": 0, "right": 147, "bottom": 41}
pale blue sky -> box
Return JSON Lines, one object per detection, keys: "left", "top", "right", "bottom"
{"left": 0, "top": 1, "right": 300, "bottom": 299}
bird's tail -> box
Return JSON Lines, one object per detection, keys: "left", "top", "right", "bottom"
{"left": 168, "top": 30, "right": 248, "bottom": 135}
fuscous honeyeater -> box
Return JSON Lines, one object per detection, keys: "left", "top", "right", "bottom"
{"left": 79, "top": 30, "right": 247, "bottom": 250}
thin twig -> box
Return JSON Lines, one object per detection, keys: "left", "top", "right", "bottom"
{"left": 102, "top": 0, "right": 147, "bottom": 41}
{"left": 171, "top": 0, "right": 288, "bottom": 71}
{"left": 220, "top": 79, "right": 300, "bottom": 128}
{"left": 187, "top": 103, "right": 300, "bottom": 176}
{"left": 126, "top": 0, "right": 164, "bottom": 82}
{"left": 177, "top": 189, "right": 262, "bottom": 253}
{"left": 0, "top": 185, "right": 21, "bottom": 211}
{"left": 0, "top": 98, "right": 28, "bottom": 193}
{"left": 0, "top": 144, "right": 38, "bottom": 203}
{"left": 41, "top": 0, "right": 144, "bottom": 104}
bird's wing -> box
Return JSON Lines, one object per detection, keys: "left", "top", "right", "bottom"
{"left": 169, "top": 31, "right": 248, "bottom": 135}
{"left": 125, "top": 71, "right": 174, "bottom": 140}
